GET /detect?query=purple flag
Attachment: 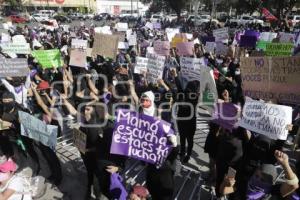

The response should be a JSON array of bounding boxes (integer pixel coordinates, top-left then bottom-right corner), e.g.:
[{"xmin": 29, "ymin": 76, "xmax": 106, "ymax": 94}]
[
  {"xmin": 240, "ymin": 35, "xmax": 257, "ymax": 48},
  {"xmin": 212, "ymin": 103, "xmax": 239, "ymax": 131},
  {"xmin": 110, "ymin": 109, "xmax": 174, "ymax": 166}
]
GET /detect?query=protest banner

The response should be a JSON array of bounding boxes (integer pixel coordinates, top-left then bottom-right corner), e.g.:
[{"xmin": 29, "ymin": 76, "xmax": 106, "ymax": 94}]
[
  {"xmin": 153, "ymin": 41, "xmax": 170, "ymax": 56},
  {"xmin": 134, "ymin": 57, "xmax": 148, "ymax": 74},
  {"xmin": 240, "ymin": 35, "xmax": 257, "ymax": 48},
  {"xmin": 110, "ymin": 109, "xmax": 174, "ymax": 166},
  {"xmin": 205, "ymin": 42, "xmax": 216, "ymax": 53},
  {"xmin": 116, "ymin": 23, "xmax": 128, "ymax": 32},
  {"xmin": 0, "ymin": 58, "xmax": 28, "ymax": 77},
  {"xmin": 73, "ymin": 128, "xmax": 87, "ymax": 154},
  {"xmin": 176, "ymin": 42, "xmax": 194, "ymax": 56},
  {"xmin": 180, "ymin": 57, "xmax": 204, "ymax": 81},
  {"xmin": 259, "ymin": 32, "xmax": 278, "ymax": 42},
  {"xmin": 213, "ymin": 27, "xmax": 229, "ymax": 42},
  {"xmin": 71, "ymin": 39, "xmax": 88, "ymax": 49},
  {"xmin": 212, "ymin": 103, "xmax": 239, "ymax": 131},
  {"xmin": 265, "ymin": 43, "xmax": 294, "ymax": 56},
  {"xmin": 279, "ymin": 32, "xmax": 295, "ymax": 43},
  {"xmin": 32, "ymin": 49, "xmax": 63, "ymax": 69},
  {"xmin": 215, "ymin": 42, "xmax": 229, "ymax": 56},
  {"xmin": 69, "ymin": 49, "xmax": 87, "ymax": 68},
  {"xmin": 171, "ymin": 33, "xmax": 187, "ymax": 47},
  {"xmin": 0, "ymin": 43, "xmax": 31, "ymax": 54},
  {"xmin": 256, "ymin": 41, "xmax": 271, "ymax": 51},
  {"xmin": 238, "ymin": 97, "xmax": 292, "ymax": 140},
  {"xmin": 19, "ymin": 111, "xmax": 58, "ymax": 150},
  {"xmin": 92, "ymin": 33, "xmax": 119, "ymax": 60},
  {"xmin": 240, "ymin": 56, "xmax": 300, "ymax": 104},
  {"xmin": 146, "ymin": 53, "xmax": 165, "ymax": 83}
]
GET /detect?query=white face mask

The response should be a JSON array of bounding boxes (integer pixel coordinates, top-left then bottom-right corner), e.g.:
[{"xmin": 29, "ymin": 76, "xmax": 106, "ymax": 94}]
[
  {"xmin": 235, "ymin": 69, "xmax": 241, "ymax": 75},
  {"xmin": 0, "ymin": 172, "xmax": 10, "ymax": 182},
  {"xmin": 113, "ymin": 80, "xmax": 118, "ymax": 86}
]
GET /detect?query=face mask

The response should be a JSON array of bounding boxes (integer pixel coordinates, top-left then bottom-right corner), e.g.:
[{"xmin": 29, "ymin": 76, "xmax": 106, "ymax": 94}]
[
  {"xmin": 223, "ymin": 67, "xmax": 228, "ymax": 73},
  {"xmin": 235, "ymin": 69, "xmax": 241, "ymax": 75},
  {"xmin": 3, "ymin": 102, "xmax": 15, "ymax": 112},
  {"xmin": 216, "ymin": 59, "xmax": 223, "ymax": 64},
  {"xmin": 113, "ymin": 80, "xmax": 118, "ymax": 86},
  {"xmin": 0, "ymin": 172, "xmax": 10, "ymax": 182}
]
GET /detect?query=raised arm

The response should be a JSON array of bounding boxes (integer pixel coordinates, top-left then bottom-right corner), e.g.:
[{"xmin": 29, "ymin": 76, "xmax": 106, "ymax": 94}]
[{"xmin": 0, "ymin": 78, "xmax": 14, "ymax": 93}]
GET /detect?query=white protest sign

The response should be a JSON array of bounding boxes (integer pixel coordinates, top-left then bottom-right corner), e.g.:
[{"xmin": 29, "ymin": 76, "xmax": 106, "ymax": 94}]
[
  {"xmin": 118, "ymin": 42, "xmax": 129, "ymax": 49},
  {"xmin": 146, "ymin": 53, "xmax": 165, "ymax": 83},
  {"xmin": 116, "ymin": 23, "xmax": 128, "ymax": 32},
  {"xmin": 279, "ymin": 32, "xmax": 295, "ymax": 43},
  {"xmin": 19, "ymin": 111, "xmax": 58, "ymax": 150},
  {"xmin": 186, "ymin": 33, "xmax": 193, "ymax": 40},
  {"xmin": 205, "ymin": 42, "xmax": 216, "ymax": 53},
  {"xmin": 128, "ymin": 33, "xmax": 137, "ymax": 46},
  {"xmin": 12, "ymin": 35, "xmax": 27, "ymax": 44},
  {"xmin": 166, "ymin": 28, "xmax": 180, "ymax": 41},
  {"xmin": 0, "ymin": 58, "xmax": 28, "ymax": 77},
  {"xmin": 1, "ymin": 33, "xmax": 10, "ymax": 43},
  {"xmin": 213, "ymin": 27, "xmax": 229, "ymax": 42},
  {"xmin": 0, "ymin": 43, "xmax": 31, "ymax": 54},
  {"xmin": 145, "ymin": 22, "xmax": 154, "ymax": 30},
  {"xmin": 180, "ymin": 57, "xmax": 204, "ymax": 81},
  {"xmin": 71, "ymin": 39, "xmax": 88, "ymax": 49},
  {"xmin": 94, "ymin": 26, "xmax": 112, "ymax": 35},
  {"xmin": 238, "ymin": 97, "xmax": 292, "ymax": 140},
  {"xmin": 147, "ymin": 47, "xmax": 155, "ymax": 54},
  {"xmin": 215, "ymin": 42, "xmax": 229, "ymax": 56},
  {"xmin": 259, "ymin": 32, "xmax": 278, "ymax": 42},
  {"xmin": 134, "ymin": 57, "xmax": 148, "ymax": 74}
]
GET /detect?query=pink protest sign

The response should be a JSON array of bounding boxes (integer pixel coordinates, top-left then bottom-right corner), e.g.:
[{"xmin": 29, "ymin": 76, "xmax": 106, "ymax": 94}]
[
  {"xmin": 153, "ymin": 41, "xmax": 170, "ymax": 56},
  {"xmin": 176, "ymin": 42, "xmax": 194, "ymax": 56}
]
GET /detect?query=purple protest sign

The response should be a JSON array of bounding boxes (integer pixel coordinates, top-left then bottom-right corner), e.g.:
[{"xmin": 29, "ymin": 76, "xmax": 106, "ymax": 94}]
[
  {"xmin": 212, "ymin": 103, "xmax": 239, "ymax": 131},
  {"xmin": 153, "ymin": 22, "xmax": 161, "ymax": 29},
  {"xmin": 154, "ymin": 41, "xmax": 170, "ymax": 56},
  {"xmin": 110, "ymin": 109, "xmax": 174, "ymax": 166},
  {"xmin": 244, "ymin": 30, "xmax": 260, "ymax": 40},
  {"xmin": 240, "ymin": 35, "xmax": 257, "ymax": 48},
  {"xmin": 201, "ymin": 36, "xmax": 215, "ymax": 45},
  {"xmin": 176, "ymin": 42, "xmax": 194, "ymax": 56}
]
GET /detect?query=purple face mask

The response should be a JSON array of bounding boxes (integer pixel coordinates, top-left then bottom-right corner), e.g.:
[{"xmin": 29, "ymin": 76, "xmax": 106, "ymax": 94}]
[{"xmin": 246, "ymin": 175, "xmax": 273, "ymax": 200}]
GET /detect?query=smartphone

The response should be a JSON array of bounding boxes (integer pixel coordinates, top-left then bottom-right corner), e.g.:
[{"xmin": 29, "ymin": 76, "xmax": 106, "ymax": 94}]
[{"xmin": 227, "ymin": 167, "xmax": 236, "ymax": 178}]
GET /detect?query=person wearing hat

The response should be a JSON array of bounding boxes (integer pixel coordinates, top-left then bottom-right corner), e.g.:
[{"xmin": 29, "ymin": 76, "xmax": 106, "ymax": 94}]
[
  {"xmin": 219, "ymin": 150, "xmax": 299, "ymax": 199},
  {"xmin": 0, "ymin": 159, "xmax": 32, "ymax": 200}
]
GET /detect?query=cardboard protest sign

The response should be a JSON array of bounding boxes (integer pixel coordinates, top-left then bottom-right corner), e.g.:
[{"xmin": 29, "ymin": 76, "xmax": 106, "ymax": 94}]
[
  {"xmin": 171, "ymin": 33, "xmax": 187, "ymax": 47},
  {"xmin": 176, "ymin": 42, "xmax": 194, "ymax": 56},
  {"xmin": 153, "ymin": 41, "xmax": 170, "ymax": 56},
  {"xmin": 238, "ymin": 97, "xmax": 292, "ymax": 140},
  {"xmin": 240, "ymin": 56, "xmax": 300, "ymax": 104},
  {"xmin": 180, "ymin": 57, "xmax": 204, "ymax": 81},
  {"xmin": 116, "ymin": 23, "xmax": 128, "ymax": 32},
  {"xmin": 69, "ymin": 49, "xmax": 87, "ymax": 67},
  {"xmin": 32, "ymin": 49, "xmax": 63, "ymax": 69},
  {"xmin": 73, "ymin": 128, "xmax": 87, "ymax": 154},
  {"xmin": 86, "ymin": 48, "xmax": 93, "ymax": 57},
  {"xmin": 110, "ymin": 109, "xmax": 174, "ymax": 166},
  {"xmin": 146, "ymin": 53, "xmax": 165, "ymax": 83},
  {"xmin": 205, "ymin": 42, "xmax": 216, "ymax": 53},
  {"xmin": 240, "ymin": 35, "xmax": 257, "ymax": 48},
  {"xmin": 134, "ymin": 57, "xmax": 148, "ymax": 74},
  {"xmin": 215, "ymin": 42, "xmax": 229, "ymax": 56},
  {"xmin": 265, "ymin": 43, "xmax": 293, "ymax": 56},
  {"xmin": 0, "ymin": 58, "xmax": 28, "ymax": 77},
  {"xmin": 259, "ymin": 32, "xmax": 278, "ymax": 42},
  {"xmin": 212, "ymin": 103, "xmax": 239, "ymax": 131},
  {"xmin": 19, "ymin": 111, "xmax": 58, "ymax": 150},
  {"xmin": 213, "ymin": 27, "xmax": 229, "ymax": 42},
  {"xmin": 92, "ymin": 33, "xmax": 119, "ymax": 60},
  {"xmin": 0, "ymin": 43, "xmax": 31, "ymax": 54},
  {"xmin": 71, "ymin": 39, "xmax": 88, "ymax": 49}
]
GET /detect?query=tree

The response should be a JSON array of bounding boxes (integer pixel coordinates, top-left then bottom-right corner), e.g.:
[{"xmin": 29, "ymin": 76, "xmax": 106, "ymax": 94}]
[
  {"xmin": 165, "ymin": 0, "xmax": 187, "ymax": 17},
  {"xmin": 140, "ymin": 0, "xmax": 188, "ymax": 17}
]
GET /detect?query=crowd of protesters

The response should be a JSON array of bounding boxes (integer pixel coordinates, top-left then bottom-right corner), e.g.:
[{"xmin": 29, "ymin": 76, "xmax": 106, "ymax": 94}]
[{"xmin": 0, "ymin": 15, "xmax": 299, "ymax": 200}]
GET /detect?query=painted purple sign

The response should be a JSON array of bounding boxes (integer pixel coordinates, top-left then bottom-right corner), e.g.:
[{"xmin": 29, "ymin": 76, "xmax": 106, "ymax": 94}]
[
  {"xmin": 110, "ymin": 109, "xmax": 174, "ymax": 166},
  {"xmin": 212, "ymin": 103, "xmax": 239, "ymax": 131},
  {"xmin": 201, "ymin": 36, "xmax": 215, "ymax": 45},
  {"xmin": 240, "ymin": 35, "xmax": 257, "ymax": 48}
]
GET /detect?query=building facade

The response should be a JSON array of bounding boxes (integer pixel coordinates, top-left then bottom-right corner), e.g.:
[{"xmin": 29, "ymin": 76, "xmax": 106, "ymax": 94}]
[{"xmin": 96, "ymin": 0, "xmax": 149, "ymax": 15}]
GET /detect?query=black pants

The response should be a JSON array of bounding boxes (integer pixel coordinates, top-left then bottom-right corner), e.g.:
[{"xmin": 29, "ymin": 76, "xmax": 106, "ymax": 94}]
[
  {"xmin": 81, "ymin": 152, "xmax": 97, "ymax": 197},
  {"xmin": 177, "ymin": 121, "xmax": 196, "ymax": 156}
]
